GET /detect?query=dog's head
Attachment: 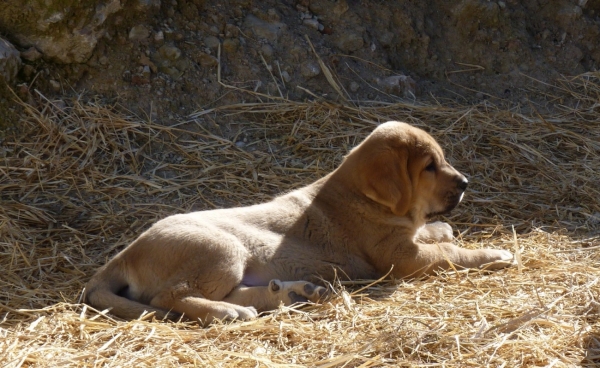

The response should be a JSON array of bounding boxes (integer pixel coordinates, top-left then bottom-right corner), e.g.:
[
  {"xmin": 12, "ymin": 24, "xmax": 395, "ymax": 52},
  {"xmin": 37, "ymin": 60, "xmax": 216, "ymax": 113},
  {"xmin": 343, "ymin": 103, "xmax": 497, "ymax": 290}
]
[{"xmin": 343, "ymin": 121, "xmax": 468, "ymax": 221}]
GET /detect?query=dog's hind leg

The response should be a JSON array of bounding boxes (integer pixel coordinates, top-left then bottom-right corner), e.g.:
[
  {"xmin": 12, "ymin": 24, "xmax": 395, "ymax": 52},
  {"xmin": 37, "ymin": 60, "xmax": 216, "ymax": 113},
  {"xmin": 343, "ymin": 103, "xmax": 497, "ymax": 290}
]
[
  {"xmin": 149, "ymin": 290, "xmax": 258, "ymax": 325},
  {"xmin": 223, "ymin": 279, "xmax": 328, "ymax": 312}
]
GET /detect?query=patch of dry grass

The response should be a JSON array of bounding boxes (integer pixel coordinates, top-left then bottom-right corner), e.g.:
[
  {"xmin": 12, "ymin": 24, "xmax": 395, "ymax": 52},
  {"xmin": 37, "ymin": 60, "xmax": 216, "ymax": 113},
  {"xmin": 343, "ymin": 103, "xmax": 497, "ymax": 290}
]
[{"xmin": 1, "ymin": 74, "xmax": 599, "ymax": 367}]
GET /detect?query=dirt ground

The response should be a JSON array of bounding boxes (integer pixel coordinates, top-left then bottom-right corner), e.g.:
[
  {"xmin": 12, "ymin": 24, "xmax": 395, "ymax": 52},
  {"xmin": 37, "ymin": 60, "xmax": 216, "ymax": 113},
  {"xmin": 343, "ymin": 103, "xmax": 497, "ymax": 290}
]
[{"xmin": 3, "ymin": 0, "xmax": 600, "ymax": 131}]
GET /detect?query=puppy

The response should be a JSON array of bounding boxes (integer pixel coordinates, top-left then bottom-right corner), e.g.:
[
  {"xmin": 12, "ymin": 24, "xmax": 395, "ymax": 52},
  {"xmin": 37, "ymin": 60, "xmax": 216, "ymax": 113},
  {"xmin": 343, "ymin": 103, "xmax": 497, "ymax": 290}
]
[{"xmin": 84, "ymin": 121, "xmax": 513, "ymax": 324}]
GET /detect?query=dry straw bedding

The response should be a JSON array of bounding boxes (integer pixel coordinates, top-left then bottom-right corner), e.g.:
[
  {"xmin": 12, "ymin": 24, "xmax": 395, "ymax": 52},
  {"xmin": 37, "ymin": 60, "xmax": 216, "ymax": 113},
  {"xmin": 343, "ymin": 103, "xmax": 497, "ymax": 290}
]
[{"xmin": 1, "ymin": 74, "xmax": 599, "ymax": 367}]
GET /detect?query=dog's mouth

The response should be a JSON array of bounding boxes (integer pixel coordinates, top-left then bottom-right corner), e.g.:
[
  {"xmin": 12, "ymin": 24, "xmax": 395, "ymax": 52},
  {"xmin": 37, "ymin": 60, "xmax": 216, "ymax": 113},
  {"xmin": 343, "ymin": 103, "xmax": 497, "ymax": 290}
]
[
  {"xmin": 426, "ymin": 209, "xmax": 451, "ymax": 220},
  {"xmin": 426, "ymin": 192, "xmax": 463, "ymax": 219}
]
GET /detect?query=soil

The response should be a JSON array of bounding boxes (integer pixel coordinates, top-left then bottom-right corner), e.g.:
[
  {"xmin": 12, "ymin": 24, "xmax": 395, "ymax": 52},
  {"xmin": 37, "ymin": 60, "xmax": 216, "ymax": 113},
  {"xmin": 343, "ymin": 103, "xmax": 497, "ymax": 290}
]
[{"xmin": 4, "ymin": 0, "xmax": 600, "ymax": 131}]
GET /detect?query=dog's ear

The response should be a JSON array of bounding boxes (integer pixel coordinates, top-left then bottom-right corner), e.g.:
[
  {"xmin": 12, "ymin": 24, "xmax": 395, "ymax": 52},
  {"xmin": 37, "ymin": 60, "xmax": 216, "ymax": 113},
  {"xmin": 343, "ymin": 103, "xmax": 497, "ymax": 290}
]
[{"xmin": 358, "ymin": 148, "xmax": 412, "ymax": 216}]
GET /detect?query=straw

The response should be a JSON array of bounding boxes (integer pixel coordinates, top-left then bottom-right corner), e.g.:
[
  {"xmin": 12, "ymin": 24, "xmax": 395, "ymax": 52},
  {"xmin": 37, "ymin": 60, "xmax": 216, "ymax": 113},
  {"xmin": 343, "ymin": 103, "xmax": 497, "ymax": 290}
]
[{"xmin": 1, "ymin": 74, "xmax": 599, "ymax": 367}]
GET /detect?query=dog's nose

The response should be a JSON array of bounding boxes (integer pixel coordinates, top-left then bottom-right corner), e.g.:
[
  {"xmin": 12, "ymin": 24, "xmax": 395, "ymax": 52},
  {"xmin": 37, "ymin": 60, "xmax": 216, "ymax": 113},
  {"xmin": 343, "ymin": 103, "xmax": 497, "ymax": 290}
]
[{"xmin": 457, "ymin": 177, "xmax": 468, "ymax": 191}]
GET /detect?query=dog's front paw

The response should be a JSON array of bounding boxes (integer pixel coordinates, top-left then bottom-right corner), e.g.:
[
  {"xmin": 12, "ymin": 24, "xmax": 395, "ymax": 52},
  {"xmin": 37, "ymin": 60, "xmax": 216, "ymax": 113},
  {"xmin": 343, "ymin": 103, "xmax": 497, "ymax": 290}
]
[
  {"xmin": 478, "ymin": 249, "xmax": 515, "ymax": 270},
  {"xmin": 268, "ymin": 279, "xmax": 329, "ymax": 305},
  {"xmin": 415, "ymin": 221, "xmax": 454, "ymax": 243}
]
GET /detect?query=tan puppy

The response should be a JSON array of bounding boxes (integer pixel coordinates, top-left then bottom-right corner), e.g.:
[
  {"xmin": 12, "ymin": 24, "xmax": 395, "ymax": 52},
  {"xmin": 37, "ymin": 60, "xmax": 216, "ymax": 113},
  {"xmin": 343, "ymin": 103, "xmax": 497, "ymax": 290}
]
[{"xmin": 85, "ymin": 121, "xmax": 513, "ymax": 324}]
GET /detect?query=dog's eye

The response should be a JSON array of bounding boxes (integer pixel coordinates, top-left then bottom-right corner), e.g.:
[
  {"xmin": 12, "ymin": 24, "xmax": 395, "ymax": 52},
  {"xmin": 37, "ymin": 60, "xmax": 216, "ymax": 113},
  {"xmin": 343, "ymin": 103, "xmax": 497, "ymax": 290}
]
[{"xmin": 425, "ymin": 162, "xmax": 436, "ymax": 172}]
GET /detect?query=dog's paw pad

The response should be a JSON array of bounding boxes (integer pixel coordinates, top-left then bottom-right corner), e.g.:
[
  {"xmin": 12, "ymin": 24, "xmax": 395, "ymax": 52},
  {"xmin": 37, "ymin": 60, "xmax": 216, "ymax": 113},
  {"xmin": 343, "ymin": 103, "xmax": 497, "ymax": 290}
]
[
  {"xmin": 288, "ymin": 291, "xmax": 309, "ymax": 304},
  {"xmin": 269, "ymin": 279, "xmax": 282, "ymax": 293},
  {"xmin": 304, "ymin": 283, "xmax": 328, "ymax": 300},
  {"xmin": 268, "ymin": 280, "xmax": 329, "ymax": 305}
]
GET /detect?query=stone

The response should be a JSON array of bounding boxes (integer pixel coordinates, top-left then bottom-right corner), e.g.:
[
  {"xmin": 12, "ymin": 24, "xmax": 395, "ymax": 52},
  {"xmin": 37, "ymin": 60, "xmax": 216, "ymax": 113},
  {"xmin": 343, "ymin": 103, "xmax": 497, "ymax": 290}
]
[
  {"xmin": 49, "ymin": 79, "xmax": 61, "ymax": 91},
  {"xmin": 158, "ymin": 45, "xmax": 182, "ymax": 60},
  {"xmin": 139, "ymin": 54, "xmax": 158, "ymax": 73},
  {"xmin": 303, "ymin": 18, "xmax": 320, "ymax": 30},
  {"xmin": 0, "ymin": 38, "xmax": 21, "ymax": 84},
  {"xmin": 152, "ymin": 44, "xmax": 190, "ymax": 79},
  {"xmin": 20, "ymin": 47, "xmax": 42, "ymax": 62},
  {"xmin": 280, "ymin": 70, "xmax": 291, "ymax": 83},
  {"xmin": 204, "ymin": 36, "xmax": 221, "ymax": 50},
  {"xmin": 129, "ymin": 25, "xmax": 151, "ymax": 41},
  {"xmin": 196, "ymin": 53, "xmax": 218, "ymax": 68},
  {"xmin": 243, "ymin": 14, "xmax": 287, "ymax": 43},
  {"xmin": 309, "ymin": 0, "xmax": 349, "ymax": 22},
  {"xmin": 260, "ymin": 44, "xmax": 274, "ymax": 61},
  {"xmin": 222, "ymin": 38, "xmax": 240, "ymax": 54},
  {"xmin": 300, "ymin": 60, "xmax": 320, "ymax": 78},
  {"xmin": 378, "ymin": 31, "xmax": 395, "ymax": 48},
  {"xmin": 154, "ymin": 31, "xmax": 165, "ymax": 44},
  {"xmin": 22, "ymin": 64, "xmax": 35, "ymax": 79},
  {"xmin": 131, "ymin": 73, "xmax": 150, "ymax": 85},
  {"xmin": 0, "ymin": 0, "xmax": 123, "ymax": 63},
  {"xmin": 333, "ymin": 32, "xmax": 364, "ymax": 52},
  {"xmin": 224, "ymin": 24, "xmax": 239, "ymax": 38},
  {"xmin": 16, "ymin": 83, "xmax": 29, "ymax": 100}
]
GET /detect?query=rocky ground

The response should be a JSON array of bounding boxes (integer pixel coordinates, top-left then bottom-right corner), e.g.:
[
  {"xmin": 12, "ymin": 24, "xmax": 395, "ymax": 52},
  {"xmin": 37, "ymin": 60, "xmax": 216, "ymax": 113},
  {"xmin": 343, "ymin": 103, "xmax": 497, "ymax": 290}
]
[{"xmin": 1, "ymin": 0, "xmax": 599, "ymax": 132}]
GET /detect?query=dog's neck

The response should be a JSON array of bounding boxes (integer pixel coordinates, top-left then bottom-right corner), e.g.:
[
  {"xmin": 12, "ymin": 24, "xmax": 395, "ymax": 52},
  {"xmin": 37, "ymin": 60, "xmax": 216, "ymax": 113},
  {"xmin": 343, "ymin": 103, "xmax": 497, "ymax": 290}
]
[{"xmin": 306, "ymin": 171, "xmax": 422, "ymax": 236}]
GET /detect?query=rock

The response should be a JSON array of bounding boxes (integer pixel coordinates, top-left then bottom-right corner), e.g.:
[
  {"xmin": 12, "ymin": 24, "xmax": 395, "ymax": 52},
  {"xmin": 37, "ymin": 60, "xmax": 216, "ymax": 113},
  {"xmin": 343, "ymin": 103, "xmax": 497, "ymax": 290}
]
[
  {"xmin": 49, "ymin": 79, "xmax": 61, "ymax": 91},
  {"xmin": 22, "ymin": 64, "xmax": 35, "ymax": 79},
  {"xmin": 280, "ymin": 70, "xmax": 291, "ymax": 83},
  {"xmin": 209, "ymin": 26, "xmax": 220, "ymax": 36},
  {"xmin": 196, "ymin": 53, "xmax": 218, "ymax": 68},
  {"xmin": 309, "ymin": 0, "xmax": 349, "ymax": 22},
  {"xmin": 131, "ymin": 74, "xmax": 149, "ymax": 85},
  {"xmin": 376, "ymin": 75, "xmax": 417, "ymax": 98},
  {"xmin": 131, "ymin": 65, "xmax": 151, "ymax": 85},
  {"xmin": 0, "ymin": 0, "xmax": 123, "ymax": 63},
  {"xmin": 204, "ymin": 36, "xmax": 220, "ymax": 50},
  {"xmin": 225, "ymin": 24, "xmax": 239, "ymax": 38},
  {"xmin": 222, "ymin": 38, "xmax": 240, "ymax": 54},
  {"xmin": 142, "ymin": 65, "xmax": 150, "ymax": 78},
  {"xmin": 378, "ymin": 31, "xmax": 395, "ymax": 48},
  {"xmin": 20, "ymin": 47, "xmax": 42, "ymax": 62},
  {"xmin": 129, "ymin": 25, "xmax": 151, "ymax": 41},
  {"xmin": 16, "ymin": 83, "xmax": 30, "ymax": 100},
  {"xmin": 303, "ymin": 18, "xmax": 320, "ymax": 30},
  {"xmin": 266, "ymin": 8, "xmax": 281, "ymax": 22},
  {"xmin": 154, "ymin": 31, "xmax": 165, "ymax": 44},
  {"xmin": 243, "ymin": 14, "xmax": 287, "ymax": 43},
  {"xmin": 300, "ymin": 60, "xmax": 320, "ymax": 78},
  {"xmin": 139, "ymin": 54, "xmax": 158, "ymax": 73},
  {"xmin": 158, "ymin": 45, "xmax": 182, "ymax": 61},
  {"xmin": 0, "ymin": 38, "xmax": 21, "ymax": 84},
  {"xmin": 122, "ymin": 70, "xmax": 132, "ymax": 82},
  {"xmin": 333, "ymin": 31, "xmax": 364, "ymax": 52},
  {"xmin": 349, "ymin": 81, "xmax": 360, "ymax": 92},
  {"xmin": 260, "ymin": 44, "xmax": 274, "ymax": 61},
  {"xmin": 152, "ymin": 44, "xmax": 191, "ymax": 79}
]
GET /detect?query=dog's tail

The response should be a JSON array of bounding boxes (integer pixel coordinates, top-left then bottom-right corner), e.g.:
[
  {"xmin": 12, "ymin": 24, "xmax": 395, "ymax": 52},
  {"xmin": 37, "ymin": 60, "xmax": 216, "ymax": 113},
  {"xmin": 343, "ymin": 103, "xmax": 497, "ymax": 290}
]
[{"xmin": 83, "ymin": 260, "xmax": 179, "ymax": 321}]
